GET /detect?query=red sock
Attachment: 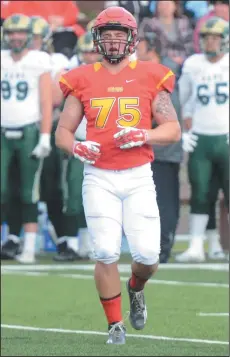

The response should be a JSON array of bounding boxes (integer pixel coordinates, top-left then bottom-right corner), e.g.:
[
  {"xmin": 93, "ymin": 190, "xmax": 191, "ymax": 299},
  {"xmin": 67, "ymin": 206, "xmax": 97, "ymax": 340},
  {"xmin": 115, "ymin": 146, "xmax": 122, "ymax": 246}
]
[
  {"xmin": 100, "ymin": 293, "xmax": 122, "ymax": 325},
  {"xmin": 129, "ymin": 272, "xmax": 148, "ymax": 291}
]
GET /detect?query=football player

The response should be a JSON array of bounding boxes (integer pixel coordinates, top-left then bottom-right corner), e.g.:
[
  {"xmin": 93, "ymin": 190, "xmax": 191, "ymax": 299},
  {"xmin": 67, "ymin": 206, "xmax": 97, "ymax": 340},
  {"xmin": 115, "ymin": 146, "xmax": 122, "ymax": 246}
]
[
  {"xmin": 30, "ymin": 16, "xmax": 72, "ymax": 258},
  {"xmin": 1, "ymin": 16, "xmax": 71, "ymax": 261},
  {"xmin": 1, "ymin": 14, "xmax": 53, "ymax": 263},
  {"xmin": 56, "ymin": 6, "xmax": 181, "ymax": 344},
  {"xmin": 176, "ymin": 17, "xmax": 229, "ymax": 262},
  {"xmin": 54, "ymin": 31, "xmax": 102, "ymax": 261}
]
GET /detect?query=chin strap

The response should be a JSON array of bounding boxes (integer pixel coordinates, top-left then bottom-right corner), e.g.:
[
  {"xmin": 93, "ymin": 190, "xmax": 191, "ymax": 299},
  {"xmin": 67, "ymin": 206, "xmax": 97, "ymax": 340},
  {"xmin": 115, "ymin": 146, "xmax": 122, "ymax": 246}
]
[{"xmin": 105, "ymin": 55, "xmax": 126, "ymax": 64}]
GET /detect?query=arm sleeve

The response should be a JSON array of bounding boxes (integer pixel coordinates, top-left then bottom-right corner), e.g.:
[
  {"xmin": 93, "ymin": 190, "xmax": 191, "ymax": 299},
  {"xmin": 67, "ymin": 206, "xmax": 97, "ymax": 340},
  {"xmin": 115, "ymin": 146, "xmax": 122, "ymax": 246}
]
[
  {"xmin": 59, "ymin": 69, "xmax": 81, "ymax": 99},
  {"xmin": 149, "ymin": 63, "xmax": 175, "ymax": 99},
  {"xmin": 178, "ymin": 59, "xmax": 195, "ymax": 117}
]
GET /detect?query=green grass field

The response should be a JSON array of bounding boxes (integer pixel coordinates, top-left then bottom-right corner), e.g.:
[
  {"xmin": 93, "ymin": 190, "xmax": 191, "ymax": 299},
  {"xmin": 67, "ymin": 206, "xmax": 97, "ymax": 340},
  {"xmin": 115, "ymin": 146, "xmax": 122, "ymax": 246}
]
[{"xmin": 1, "ymin": 251, "xmax": 229, "ymax": 356}]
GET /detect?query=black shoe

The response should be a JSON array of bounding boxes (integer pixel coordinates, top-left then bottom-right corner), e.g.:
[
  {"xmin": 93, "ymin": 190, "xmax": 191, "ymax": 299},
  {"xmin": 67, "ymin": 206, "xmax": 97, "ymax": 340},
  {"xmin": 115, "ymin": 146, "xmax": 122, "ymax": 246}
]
[
  {"xmin": 126, "ymin": 280, "xmax": 147, "ymax": 330},
  {"xmin": 1, "ymin": 239, "xmax": 20, "ymax": 260},
  {"xmin": 53, "ymin": 247, "xmax": 84, "ymax": 262}
]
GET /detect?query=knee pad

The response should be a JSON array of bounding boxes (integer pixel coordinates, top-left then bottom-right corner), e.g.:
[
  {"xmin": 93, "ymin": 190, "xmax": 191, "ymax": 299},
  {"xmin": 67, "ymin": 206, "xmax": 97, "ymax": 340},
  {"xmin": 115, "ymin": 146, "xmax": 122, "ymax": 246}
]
[
  {"xmin": 22, "ymin": 203, "xmax": 38, "ymax": 223},
  {"xmin": 94, "ymin": 247, "xmax": 120, "ymax": 264}
]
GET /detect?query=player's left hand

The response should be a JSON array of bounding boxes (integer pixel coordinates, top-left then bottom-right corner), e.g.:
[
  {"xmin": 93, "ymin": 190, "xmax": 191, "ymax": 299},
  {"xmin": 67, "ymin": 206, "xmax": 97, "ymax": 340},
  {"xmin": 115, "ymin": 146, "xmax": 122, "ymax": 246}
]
[
  {"xmin": 31, "ymin": 133, "xmax": 51, "ymax": 159},
  {"xmin": 114, "ymin": 127, "xmax": 148, "ymax": 149}
]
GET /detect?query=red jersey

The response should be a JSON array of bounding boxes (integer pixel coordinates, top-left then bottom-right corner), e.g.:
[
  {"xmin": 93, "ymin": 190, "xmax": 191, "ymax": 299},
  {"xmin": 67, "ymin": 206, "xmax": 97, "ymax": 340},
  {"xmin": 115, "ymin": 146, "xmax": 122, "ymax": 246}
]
[{"xmin": 59, "ymin": 60, "xmax": 175, "ymax": 170}]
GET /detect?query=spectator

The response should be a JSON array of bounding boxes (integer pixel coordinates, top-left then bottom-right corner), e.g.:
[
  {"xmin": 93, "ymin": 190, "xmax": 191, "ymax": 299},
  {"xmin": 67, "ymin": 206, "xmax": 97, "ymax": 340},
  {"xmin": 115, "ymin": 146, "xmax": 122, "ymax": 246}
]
[
  {"xmin": 136, "ymin": 32, "xmax": 183, "ymax": 263},
  {"xmin": 139, "ymin": 0, "xmax": 194, "ymax": 65},
  {"xmin": 194, "ymin": 0, "xmax": 229, "ymax": 52},
  {"xmin": 105, "ymin": 1, "xmax": 153, "ymax": 24},
  {"xmin": 184, "ymin": 1, "xmax": 210, "ymax": 21},
  {"xmin": 1, "ymin": 1, "xmax": 85, "ymax": 58},
  {"xmin": 149, "ymin": 1, "xmax": 210, "ymax": 28},
  {"xmin": 1, "ymin": 1, "xmax": 80, "ymax": 30}
]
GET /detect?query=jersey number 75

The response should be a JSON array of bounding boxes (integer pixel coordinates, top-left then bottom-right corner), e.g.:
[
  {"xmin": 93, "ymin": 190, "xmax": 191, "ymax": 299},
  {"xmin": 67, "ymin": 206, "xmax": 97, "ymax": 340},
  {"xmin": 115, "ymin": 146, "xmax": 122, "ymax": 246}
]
[{"xmin": 91, "ymin": 97, "xmax": 141, "ymax": 129}]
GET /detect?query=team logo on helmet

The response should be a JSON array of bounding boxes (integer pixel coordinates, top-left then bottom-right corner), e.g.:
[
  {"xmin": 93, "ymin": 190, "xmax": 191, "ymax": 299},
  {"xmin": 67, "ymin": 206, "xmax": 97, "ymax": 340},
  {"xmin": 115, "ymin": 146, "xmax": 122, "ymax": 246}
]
[
  {"xmin": 31, "ymin": 16, "xmax": 51, "ymax": 42},
  {"xmin": 199, "ymin": 16, "xmax": 229, "ymax": 57},
  {"xmin": 31, "ymin": 16, "xmax": 52, "ymax": 51}
]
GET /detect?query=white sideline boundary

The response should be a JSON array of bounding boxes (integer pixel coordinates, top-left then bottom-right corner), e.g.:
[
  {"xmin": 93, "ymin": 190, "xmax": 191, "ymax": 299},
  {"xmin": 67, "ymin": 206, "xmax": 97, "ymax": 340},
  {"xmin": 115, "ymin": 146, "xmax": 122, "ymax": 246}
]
[
  {"xmin": 198, "ymin": 312, "xmax": 229, "ymax": 317},
  {"xmin": 1, "ymin": 270, "xmax": 229, "ymax": 288},
  {"xmin": 1, "ymin": 324, "xmax": 228, "ymax": 346},
  {"xmin": 1, "ymin": 262, "xmax": 229, "ymax": 271}
]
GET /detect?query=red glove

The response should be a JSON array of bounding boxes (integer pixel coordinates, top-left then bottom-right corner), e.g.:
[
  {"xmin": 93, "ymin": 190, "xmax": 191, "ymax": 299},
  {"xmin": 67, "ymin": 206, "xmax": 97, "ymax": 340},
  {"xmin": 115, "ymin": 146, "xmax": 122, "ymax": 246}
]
[
  {"xmin": 73, "ymin": 141, "xmax": 101, "ymax": 164},
  {"xmin": 114, "ymin": 127, "xmax": 148, "ymax": 149}
]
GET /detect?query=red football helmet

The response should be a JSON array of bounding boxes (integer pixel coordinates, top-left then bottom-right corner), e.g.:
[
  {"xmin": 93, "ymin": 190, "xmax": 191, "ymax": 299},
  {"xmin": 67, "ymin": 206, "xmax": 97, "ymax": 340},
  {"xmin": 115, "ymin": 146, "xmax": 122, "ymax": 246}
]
[{"xmin": 91, "ymin": 6, "xmax": 138, "ymax": 64}]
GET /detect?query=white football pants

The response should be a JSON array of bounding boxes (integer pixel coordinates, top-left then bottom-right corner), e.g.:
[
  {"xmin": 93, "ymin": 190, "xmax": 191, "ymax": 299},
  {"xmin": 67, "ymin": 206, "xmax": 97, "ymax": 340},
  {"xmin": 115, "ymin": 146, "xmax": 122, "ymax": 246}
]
[{"xmin": 82, "ymin": 163, "xmax": 160, "ymax": 265}]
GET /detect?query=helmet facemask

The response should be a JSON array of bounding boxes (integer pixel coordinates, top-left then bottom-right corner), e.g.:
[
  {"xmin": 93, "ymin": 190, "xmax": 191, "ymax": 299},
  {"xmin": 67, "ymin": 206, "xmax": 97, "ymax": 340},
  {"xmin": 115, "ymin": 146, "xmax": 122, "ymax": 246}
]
[
  {"xmin": 4, "ymin": 30, "xmax": 32, "ymax": 53},
  {"xmin": 199, "ymin": 17, "xmax": 229, "ymax": 58},
  {"xmin": 200, "ymin": 33, "xmax": 228, "ymax": 58},
  {"xmin": 92, "ymin": 24, "xmax": 137, "ymax": 64}
]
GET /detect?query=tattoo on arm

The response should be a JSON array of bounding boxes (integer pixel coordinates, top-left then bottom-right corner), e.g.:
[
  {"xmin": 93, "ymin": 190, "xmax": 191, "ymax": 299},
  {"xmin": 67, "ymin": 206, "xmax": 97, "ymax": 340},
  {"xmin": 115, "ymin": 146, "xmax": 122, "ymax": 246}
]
[
  {"xmin": 154, "ymin": 90, "xmax": 177, "ymax": 123},
  {"xmin": 156, "ymin": 91, "xmax": 173, "ymax": 118}
]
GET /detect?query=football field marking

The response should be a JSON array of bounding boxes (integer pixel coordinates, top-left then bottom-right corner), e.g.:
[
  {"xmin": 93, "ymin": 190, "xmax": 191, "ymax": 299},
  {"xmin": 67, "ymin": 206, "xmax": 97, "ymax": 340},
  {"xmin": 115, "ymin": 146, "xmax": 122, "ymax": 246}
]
[
  {"xmin": 1, "ymin": 324, "xmax": 228, "ymax": 345},
  {"xmin": 198, "ymin": 312, "xmax": 229, "ymax": 317},
  {"xmin": 1, "ymin": 270, "xmax": 229, "ymax": 288},
  {"xmin": 1, "ymin": 262, "xmax": 229, "ymax": 271}
]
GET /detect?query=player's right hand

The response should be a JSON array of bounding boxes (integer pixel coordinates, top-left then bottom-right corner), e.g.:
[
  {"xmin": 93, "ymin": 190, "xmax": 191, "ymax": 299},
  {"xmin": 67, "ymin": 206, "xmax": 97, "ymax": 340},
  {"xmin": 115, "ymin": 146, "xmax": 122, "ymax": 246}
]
[
  {"xmin": 72, "ymin": 141, "xmax": 101, "ymax": 165},
  {"xmin": 182, "ymin": 132, "xmax": 198, "ymax": 152}
]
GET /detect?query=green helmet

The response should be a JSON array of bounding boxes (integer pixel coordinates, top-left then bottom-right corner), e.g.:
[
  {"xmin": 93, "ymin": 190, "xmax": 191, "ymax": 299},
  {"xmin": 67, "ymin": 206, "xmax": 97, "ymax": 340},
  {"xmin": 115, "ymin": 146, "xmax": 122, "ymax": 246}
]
[
  {"xmin": 86, "ymin": 19, "xmax": 96, "ymax": 32},
  {"xmin": 3, "ymin": 13, "xmax": 33, "ymax": 53},
  {"xmin": 76, "ymin": 31, "xmax": 95, "ymax": 62},
  {"xmin": 199, "ymin": 16, "xmax": 229, "ymax": 57},
  {"xmin": 77, "ymin": 31, "xmax": 94, "ymax": 52},
  {"xmin": 31, "ymin": 16, "xmax": 51, "ymax": 42}
]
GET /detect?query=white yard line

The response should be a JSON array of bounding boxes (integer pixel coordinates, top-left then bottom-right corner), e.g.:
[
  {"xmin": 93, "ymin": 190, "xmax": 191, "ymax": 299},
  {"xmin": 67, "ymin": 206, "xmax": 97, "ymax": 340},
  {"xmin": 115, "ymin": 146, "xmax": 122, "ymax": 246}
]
[
  {"xmin": 1, "ymin": 262, "xmax": 229, "ymax": 272},
  {"xmin": 198, "ymin": 312, "xmax": 229, "ymax": 317},
  {"xmin": 1, "ymin": 270, "xmax": 229, "ymax": 288},
  {"xmin": 1, "ymin": 324, "xmax": 228, "ymax": 345}
]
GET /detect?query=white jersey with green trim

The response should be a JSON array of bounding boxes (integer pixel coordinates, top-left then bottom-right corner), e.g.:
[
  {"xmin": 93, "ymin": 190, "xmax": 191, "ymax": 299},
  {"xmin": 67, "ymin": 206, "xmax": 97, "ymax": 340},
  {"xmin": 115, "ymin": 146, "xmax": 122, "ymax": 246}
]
[
  {"xmin": 179, "ymin": 53, "xmax": 229, "ymax": 135},
  {"xmin": 1, "ymin": 49, "xmax": 52, "ymax": 128}
]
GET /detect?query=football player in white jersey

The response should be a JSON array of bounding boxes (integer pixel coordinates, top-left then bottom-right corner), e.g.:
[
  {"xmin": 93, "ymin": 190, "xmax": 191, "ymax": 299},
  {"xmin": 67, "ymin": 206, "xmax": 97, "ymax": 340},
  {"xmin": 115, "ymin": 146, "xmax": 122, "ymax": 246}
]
[
  {"xmin": 1, "ymin": 14, "xmax": 53, "ymax": 263},
  {"xmin": 30, "ymin": 16, "xmax": 75, "ymax": 259},
  {"xmin": 31, "ymin": 17, "xmax": 94, "ymax": 261},
  {"xmin": 176, "ymin": 17, "xmax": 229, "ymax": 262},
  {"xmin": 1, "ymin": 15, "xmax": 72, "ymax": 262},
  {"xmin": 54, "ymin": 31, "xmax": 102, "ymax": 261}
]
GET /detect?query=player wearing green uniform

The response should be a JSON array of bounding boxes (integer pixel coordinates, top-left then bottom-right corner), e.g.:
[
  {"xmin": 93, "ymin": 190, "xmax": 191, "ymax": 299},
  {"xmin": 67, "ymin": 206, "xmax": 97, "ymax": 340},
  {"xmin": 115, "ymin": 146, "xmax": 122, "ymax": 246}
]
[
  {"xmin": 1, "ymin": 14, "xmax": 53, "ymax": 263},
  {"xmin": 177, "ymin": 17, "xmax": 229, "ymax": 262}
]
